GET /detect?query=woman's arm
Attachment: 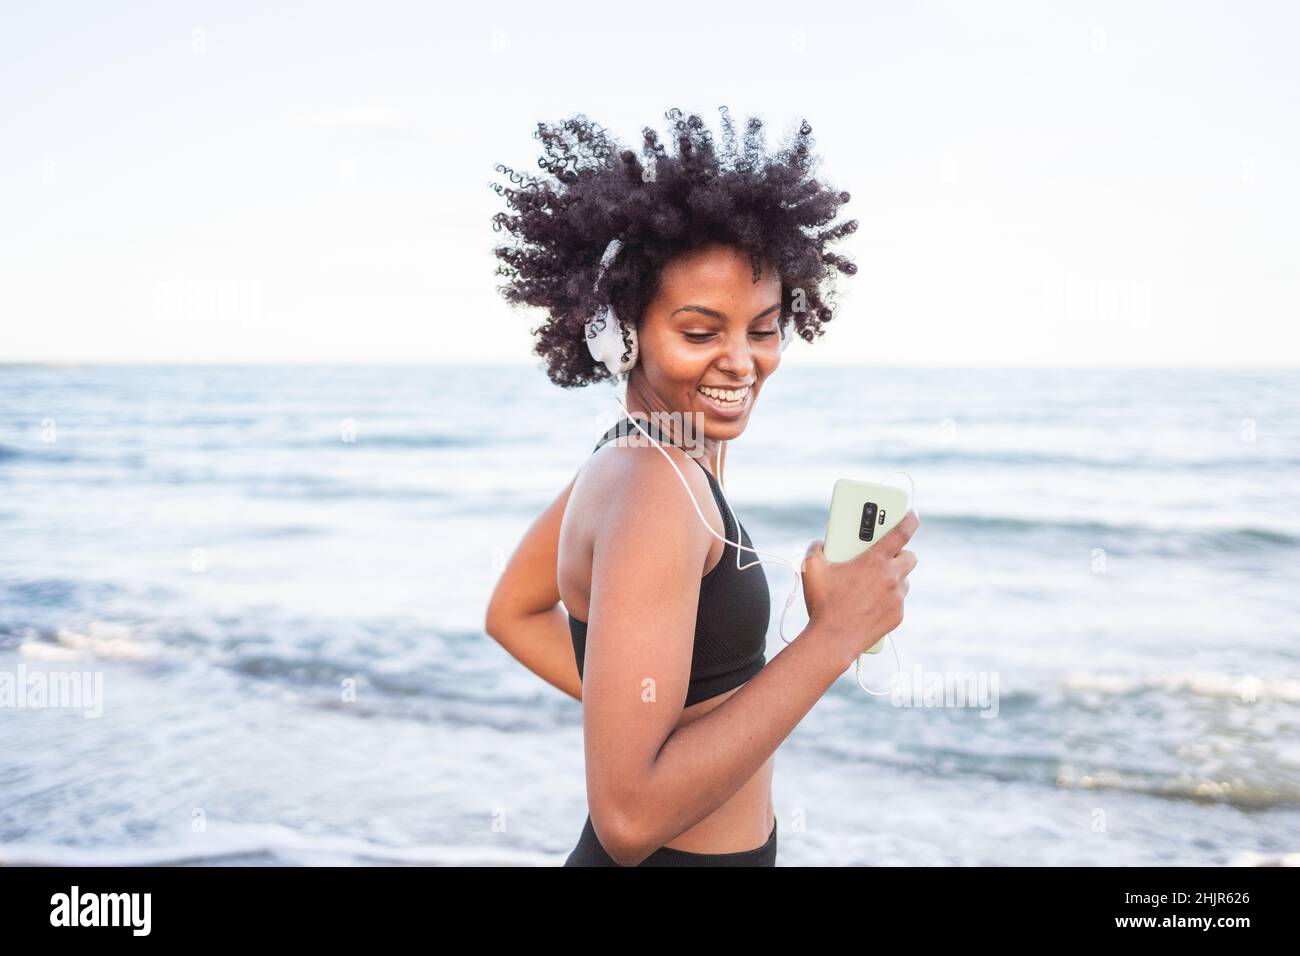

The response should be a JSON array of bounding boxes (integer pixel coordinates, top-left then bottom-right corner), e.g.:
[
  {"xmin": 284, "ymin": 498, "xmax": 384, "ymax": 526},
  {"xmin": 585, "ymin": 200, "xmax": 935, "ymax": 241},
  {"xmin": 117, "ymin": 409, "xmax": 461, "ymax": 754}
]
[
  {"xmin": 483, "ymin": 473, "xmax": 584, "ymax": 701},
  {"xmin": 579, "ymin": 444, "xmax": 855, "ymax": 867}
]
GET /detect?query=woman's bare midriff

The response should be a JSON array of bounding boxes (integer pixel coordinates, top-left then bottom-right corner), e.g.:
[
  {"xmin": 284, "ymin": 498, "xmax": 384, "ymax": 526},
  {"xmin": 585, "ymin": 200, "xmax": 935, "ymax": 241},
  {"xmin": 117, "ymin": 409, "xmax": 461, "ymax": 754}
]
[
  {"xmin": 559, "ymin": 445, "xmax": 776, "ymax": 856},
  {"xmin": 658, "ymin": 684, "xmax": 776, "ymax": 854}
]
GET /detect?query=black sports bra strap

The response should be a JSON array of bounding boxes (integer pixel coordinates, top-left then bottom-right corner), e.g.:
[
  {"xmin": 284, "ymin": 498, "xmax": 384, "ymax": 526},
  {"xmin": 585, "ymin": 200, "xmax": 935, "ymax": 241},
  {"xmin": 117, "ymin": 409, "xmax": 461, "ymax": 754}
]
[{"xmin": 593, "ymin": 415, "xmax": 700, "ymax": 461}]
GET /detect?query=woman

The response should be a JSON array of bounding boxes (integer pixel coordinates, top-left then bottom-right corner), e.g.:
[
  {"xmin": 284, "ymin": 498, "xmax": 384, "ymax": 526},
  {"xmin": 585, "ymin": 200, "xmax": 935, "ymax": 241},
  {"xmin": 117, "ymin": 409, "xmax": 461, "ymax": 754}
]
[{"xmin": 484, "ymin": 108, "xmax": 919, "ymax": 866}]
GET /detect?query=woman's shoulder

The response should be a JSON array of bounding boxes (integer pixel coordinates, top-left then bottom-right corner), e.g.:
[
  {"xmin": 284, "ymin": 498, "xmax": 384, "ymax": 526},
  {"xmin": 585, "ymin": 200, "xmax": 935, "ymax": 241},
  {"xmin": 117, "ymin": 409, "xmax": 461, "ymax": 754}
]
[
  {"xmin": 585, "ymin": 433, "xmax": 715, "ymax": 505},
  {"xmin": 576, "ymin": 438, "xmax": 722, "ymax": 587},
  {"xmin": 570, "ymin": 436, "xmax": 719, "ymax": 549}
]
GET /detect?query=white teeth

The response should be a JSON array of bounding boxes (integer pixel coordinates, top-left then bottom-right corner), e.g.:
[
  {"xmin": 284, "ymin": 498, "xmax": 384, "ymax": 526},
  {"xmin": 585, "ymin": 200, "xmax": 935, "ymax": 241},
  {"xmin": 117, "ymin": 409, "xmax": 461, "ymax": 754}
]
[{"xmin": 698, "ymin": 385, "xmax": 750, "ymax": 404}]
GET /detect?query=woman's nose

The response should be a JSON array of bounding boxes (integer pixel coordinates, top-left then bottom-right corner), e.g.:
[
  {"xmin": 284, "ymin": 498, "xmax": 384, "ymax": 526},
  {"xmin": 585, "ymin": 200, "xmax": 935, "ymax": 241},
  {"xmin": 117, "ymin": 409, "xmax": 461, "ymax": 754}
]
[{"xmin": 717, "ymin": 332, "xmax": 755, "ymax": 377}]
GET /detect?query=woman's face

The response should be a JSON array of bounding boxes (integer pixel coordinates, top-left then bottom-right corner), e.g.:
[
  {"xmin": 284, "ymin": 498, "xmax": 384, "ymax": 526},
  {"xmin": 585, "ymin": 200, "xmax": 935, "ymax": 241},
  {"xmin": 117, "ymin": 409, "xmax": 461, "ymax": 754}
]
[{"xmin": 630, "ymin": 242, "xmax": 784, "ymax": 441}]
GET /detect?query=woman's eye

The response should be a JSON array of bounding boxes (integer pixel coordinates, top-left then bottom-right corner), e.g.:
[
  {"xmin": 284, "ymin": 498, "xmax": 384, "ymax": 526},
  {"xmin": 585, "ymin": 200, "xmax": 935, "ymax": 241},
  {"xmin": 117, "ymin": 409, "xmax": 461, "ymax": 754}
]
[{"xmin": 683, "ymin": 330, "xmax": 777, "ymax": 343}]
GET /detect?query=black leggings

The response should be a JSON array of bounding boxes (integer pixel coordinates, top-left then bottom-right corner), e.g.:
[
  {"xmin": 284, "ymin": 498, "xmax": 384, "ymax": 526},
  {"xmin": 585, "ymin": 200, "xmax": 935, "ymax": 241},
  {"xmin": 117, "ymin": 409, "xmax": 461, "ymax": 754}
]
[{"xmin": 564, "ymin": 814, "xmax": 777, "ymax": 866}]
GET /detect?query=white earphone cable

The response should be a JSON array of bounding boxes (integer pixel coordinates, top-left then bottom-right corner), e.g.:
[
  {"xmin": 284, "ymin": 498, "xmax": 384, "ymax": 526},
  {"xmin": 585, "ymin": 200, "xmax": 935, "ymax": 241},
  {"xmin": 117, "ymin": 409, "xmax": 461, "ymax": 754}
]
[{"xmin": 609, "ymin": 394, "xmax": 916, "ymax": 695}]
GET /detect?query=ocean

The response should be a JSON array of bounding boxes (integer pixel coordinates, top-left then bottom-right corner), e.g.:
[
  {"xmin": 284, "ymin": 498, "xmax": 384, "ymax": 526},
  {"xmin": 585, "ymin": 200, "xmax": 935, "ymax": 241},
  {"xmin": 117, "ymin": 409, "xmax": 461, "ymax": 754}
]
[{"xmin": 1, "ymin": 363, "xmax": 1297, "ymax": 865}]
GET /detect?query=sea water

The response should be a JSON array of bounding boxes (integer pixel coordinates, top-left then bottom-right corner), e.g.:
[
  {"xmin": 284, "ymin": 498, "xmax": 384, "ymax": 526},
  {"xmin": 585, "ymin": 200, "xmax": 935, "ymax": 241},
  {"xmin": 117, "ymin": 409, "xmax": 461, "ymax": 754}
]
[{"xmin": 1, "ymin": 363, "xmax": 1296, "ymax": 865}]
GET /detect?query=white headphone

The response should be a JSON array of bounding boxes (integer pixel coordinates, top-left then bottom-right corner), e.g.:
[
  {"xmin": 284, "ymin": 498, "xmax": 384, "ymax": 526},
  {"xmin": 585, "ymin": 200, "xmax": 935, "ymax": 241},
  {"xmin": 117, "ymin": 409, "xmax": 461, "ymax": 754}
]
[
  {"xmin": 581, "ymin": 237, "xmax": 911, "ymax": 695},
  {"xmin": 584, "ymin": 238, "xmax": 793, "ymax": 378}
]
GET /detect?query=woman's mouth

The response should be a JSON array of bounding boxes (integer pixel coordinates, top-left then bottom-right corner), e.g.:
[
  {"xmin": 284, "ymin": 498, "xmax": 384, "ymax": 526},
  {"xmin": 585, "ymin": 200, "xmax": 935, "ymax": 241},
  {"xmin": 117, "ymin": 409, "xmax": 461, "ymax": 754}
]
[{"xmin": 696, "ymin": 384, "xmax": 752, "ymax": 416}]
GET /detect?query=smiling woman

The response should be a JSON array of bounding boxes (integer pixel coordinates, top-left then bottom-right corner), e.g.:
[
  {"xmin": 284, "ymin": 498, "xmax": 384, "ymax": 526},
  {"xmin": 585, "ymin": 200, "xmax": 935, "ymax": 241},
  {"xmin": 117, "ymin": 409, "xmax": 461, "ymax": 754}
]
[
  {"xmin": 484, "ymin": 107, "xmax": 917, "ymax": 867},
  {"xmin": 487, "ymin": 106, "xmax": 858, "ymax": 389},
  {"xmin": 623, "ymin": 241, "xmax": 783, "ymax": 435}
]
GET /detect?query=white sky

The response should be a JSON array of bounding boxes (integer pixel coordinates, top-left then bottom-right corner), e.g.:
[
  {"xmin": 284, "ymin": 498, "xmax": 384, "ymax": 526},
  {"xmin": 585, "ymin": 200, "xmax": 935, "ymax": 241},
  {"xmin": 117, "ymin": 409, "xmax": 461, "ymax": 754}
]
[{"xmin": 1, "ymin": 0, "xmax": 1297, "ymax": 366}]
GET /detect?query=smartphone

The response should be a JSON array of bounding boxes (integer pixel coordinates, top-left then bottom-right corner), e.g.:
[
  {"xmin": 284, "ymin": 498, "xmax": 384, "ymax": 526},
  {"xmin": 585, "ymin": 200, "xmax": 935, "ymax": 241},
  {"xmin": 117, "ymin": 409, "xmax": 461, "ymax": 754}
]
[{"xmin": 824, "ymin": 478, "xmax": 911, "ymax": 654}]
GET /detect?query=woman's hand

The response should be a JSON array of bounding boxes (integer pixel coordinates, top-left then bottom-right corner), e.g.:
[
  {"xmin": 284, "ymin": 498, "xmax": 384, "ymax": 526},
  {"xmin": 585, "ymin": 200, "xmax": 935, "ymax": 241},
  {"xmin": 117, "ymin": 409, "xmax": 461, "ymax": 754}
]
[{"xmin": 799, "ymin": 510, "xmax": 919, "ymax": 666}]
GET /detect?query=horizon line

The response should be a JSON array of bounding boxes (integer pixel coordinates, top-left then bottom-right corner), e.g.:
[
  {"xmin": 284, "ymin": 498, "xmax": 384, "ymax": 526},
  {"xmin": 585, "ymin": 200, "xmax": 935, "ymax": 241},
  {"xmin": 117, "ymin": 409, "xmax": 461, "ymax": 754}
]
[
  {"xmin": 1, "ymin": 360, "xmax": 1298, "ymax": 372},
  {"xmin": 2, "ymin": 361, "xmax": 1300, "ymax": 374}
]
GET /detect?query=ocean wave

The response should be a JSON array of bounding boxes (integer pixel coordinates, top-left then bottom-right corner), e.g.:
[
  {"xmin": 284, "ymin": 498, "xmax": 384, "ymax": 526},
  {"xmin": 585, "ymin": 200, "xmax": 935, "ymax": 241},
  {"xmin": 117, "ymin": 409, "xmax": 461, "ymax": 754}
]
[
  {"xmin": 16, "ymin": 466, "xmax": 449, "ymax": 500},
  {"xmin": 0, "ymin": 821, "xmax": 561, "ymax": 867},
  {"xmin": 45, "ymin": 623, "xmax": 163, "ymax": 662},
  {"xmin": 810, "ymin": 730, "xmax": 1300, "ymax": 811},
  {"xmin": 0, "ymin": 444, "xmax": 80, "ymax": 464},
  {"xmin": 739, "ymin": 503, "xmax": 1300, "ymax": 551},
  {"xmin": 1064, "ymin": 670, "xmax": 1300, "ymax": 704},
  {"xmin": 240, "ymin": 477, "xmax": 448, "ymax": 500},
  {"xmin": 1228, "ymin": 850, "xmax": 1300, "ymax": 866},
  {"xmin": 0, "ymin": 577, "xmax": 123, "ymax": 612},
  {"xmin": 281, "ymin": 432, "xmax": 505, "ymax": 450},
  {"xmin": 0, "ymin": 621, "xmax": 163, "ymax": 663},
  {"xmin": 852, "ymin": 446, "xmax": 1300, "ymax": 472},
  {"xmin": 810, "ymin": 667, "xmax": 1300, "ymax": 810},
  {"xmin": 933, "ymin": 513, "xmax": 1300, "ymax": 552},
  {"xmin": 2, "ymin": 620, "xmax": 561, "ymax": 735},
  {"xmin": 1053, "ymin": 768, "xmax": 1300, "ymax": 810}
]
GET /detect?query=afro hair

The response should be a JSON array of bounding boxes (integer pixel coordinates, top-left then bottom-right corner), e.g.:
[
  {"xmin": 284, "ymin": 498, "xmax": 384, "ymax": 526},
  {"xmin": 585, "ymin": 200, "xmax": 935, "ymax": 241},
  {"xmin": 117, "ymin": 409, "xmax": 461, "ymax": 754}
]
[{"xmin": 489, "ymin": 106, "xmax": 858, "ymax": 388}]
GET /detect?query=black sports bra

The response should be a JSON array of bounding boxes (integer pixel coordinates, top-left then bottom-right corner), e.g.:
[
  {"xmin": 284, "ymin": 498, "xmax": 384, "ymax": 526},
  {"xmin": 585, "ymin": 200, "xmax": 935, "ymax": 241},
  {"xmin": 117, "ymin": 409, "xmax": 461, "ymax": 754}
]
[{"xmin": 567, "ymin": 416, "xmax": 770, "ymax": 706}]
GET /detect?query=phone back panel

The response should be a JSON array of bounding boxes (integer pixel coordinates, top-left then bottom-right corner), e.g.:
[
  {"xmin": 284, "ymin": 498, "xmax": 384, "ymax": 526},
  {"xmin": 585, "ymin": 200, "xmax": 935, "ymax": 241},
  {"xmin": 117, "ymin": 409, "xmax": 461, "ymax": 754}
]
[
  {"xmin": 824, "ymin": 478, "xmax": 910, "ymax": 653},
  {"xmin": 825, "ymin": 478, "xmax": 910, "ymax": 563}
]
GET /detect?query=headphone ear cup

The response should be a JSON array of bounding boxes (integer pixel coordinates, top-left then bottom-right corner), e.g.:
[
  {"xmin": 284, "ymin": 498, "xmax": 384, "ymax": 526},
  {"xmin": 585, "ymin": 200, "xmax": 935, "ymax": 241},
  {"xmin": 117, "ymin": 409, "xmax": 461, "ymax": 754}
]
[{"xmin": 585, "ymin": 307, "xmax": 638, "ymax": 376}]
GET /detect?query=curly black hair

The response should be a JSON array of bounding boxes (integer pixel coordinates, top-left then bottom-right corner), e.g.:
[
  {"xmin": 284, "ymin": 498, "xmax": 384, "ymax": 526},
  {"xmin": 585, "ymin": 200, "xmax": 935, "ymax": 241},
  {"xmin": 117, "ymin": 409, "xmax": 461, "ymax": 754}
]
[{"xmin": 489, "ymin": 106, "xmax": 858, "ymax": 388}]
